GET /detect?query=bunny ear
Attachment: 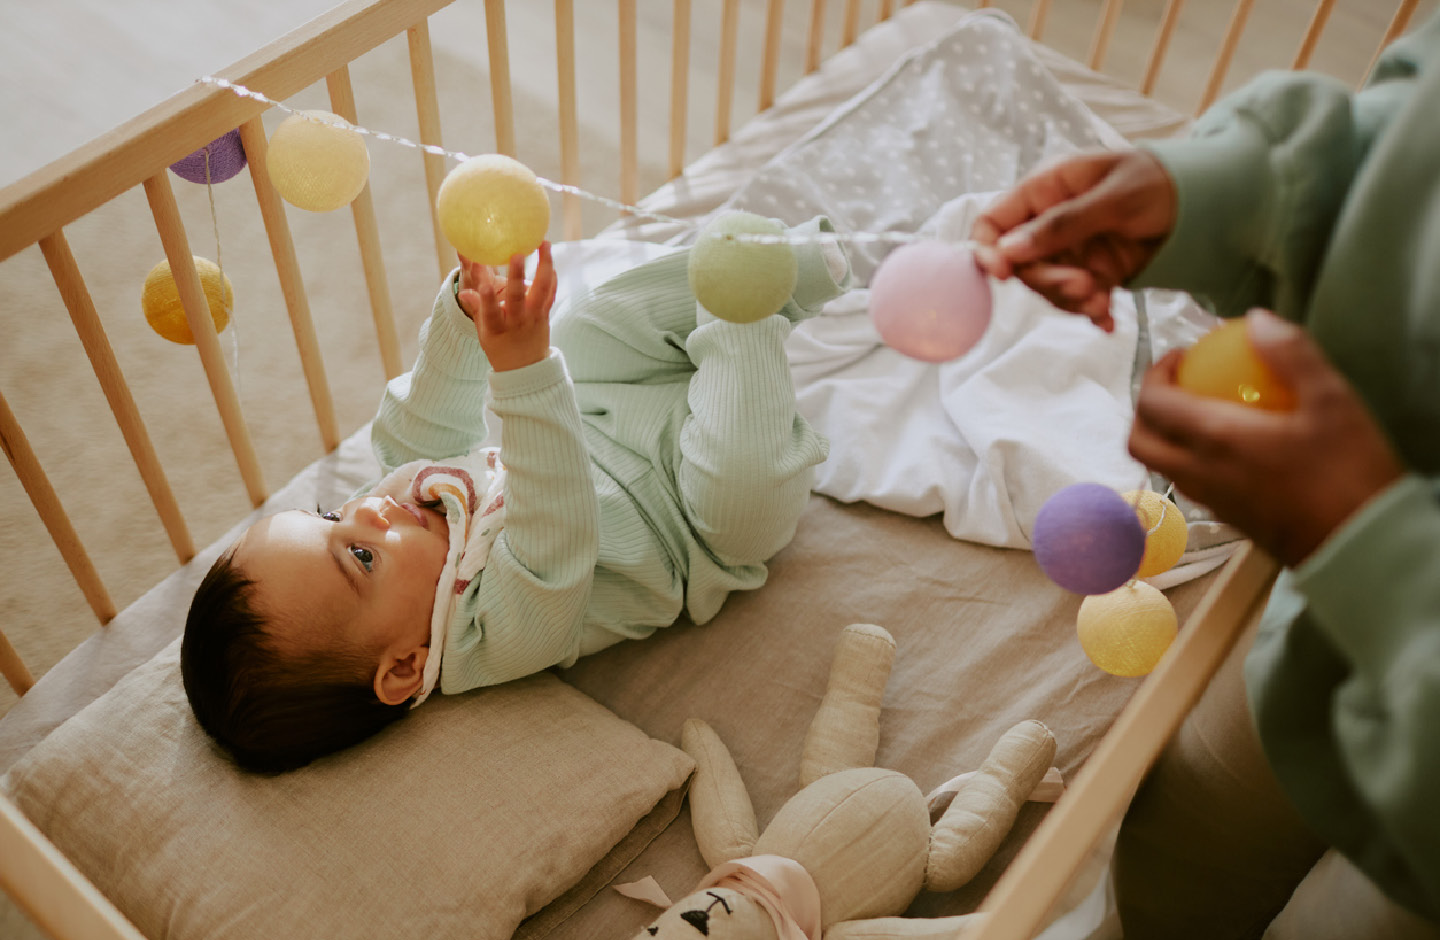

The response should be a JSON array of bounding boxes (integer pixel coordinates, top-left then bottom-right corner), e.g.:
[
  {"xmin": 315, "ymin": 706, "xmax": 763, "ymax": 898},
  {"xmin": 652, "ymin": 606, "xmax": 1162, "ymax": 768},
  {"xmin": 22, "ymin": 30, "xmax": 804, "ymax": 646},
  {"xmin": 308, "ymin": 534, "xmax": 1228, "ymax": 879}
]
[{"xmin": 615, "ymin": 876, "xmax": 675, "ymax": 908}]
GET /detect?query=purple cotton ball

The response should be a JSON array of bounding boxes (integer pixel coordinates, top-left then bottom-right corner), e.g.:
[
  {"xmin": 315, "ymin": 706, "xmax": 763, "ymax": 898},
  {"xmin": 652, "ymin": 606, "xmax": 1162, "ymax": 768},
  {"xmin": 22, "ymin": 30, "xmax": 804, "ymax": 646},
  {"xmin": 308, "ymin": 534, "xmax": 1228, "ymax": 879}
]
[
  {"xmin": 1032, "ymin": 483, "xmax": 1146, "ymax": 595},
  {"xmin": 170, "ymin": 129, "xmax": 247, "ymax": 184},
  {"xmin": 869, "ymin": 240, "xmax": 992, "ymax": 363}
]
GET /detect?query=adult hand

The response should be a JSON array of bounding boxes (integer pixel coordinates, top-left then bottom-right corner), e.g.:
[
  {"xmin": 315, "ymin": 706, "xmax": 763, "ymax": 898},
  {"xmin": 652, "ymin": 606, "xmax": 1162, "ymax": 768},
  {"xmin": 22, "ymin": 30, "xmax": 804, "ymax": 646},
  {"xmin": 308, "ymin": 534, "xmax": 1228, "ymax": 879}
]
[
  {"xmin": 456, "ymin": 242, "xmax": 558, "ymax": 372},
  {"xmin": 970, "ymin": 150, "xmax": 1177, "ymax": 331},
  {"xmin": 1128, "ymin": 310, "xmax": 1405, "ymax": 567}
]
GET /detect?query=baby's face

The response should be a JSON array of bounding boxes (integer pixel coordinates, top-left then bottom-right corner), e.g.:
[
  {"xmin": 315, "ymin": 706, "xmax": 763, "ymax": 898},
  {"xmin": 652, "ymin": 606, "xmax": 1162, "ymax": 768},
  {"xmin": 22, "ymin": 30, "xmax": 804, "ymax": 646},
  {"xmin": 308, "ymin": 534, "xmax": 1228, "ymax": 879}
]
[{"xmin": 235, "ymin": 495, "xmax": 451, "ymax": 663}]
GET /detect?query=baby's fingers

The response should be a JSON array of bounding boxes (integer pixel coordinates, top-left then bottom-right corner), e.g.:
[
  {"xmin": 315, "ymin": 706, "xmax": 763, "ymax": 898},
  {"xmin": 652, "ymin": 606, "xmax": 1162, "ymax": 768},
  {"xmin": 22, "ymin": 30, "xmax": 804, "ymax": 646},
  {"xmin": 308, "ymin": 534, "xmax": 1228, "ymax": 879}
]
[
  {"xmin": 527, "ymin": 242, "xmax": 556, "ymax": 317},
  {"xmin": 504, "ymin": 253, "xmax": 527, "ymax": 322}
]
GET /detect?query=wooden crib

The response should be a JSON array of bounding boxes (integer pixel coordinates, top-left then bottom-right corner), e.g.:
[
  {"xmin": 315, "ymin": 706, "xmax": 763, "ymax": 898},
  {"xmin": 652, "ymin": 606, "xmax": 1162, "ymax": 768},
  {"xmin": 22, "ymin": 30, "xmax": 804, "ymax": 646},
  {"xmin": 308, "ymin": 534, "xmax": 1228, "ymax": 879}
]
[{"xmin": 0, "ymin": 2, "xmax": 1428, "ymax": 939}]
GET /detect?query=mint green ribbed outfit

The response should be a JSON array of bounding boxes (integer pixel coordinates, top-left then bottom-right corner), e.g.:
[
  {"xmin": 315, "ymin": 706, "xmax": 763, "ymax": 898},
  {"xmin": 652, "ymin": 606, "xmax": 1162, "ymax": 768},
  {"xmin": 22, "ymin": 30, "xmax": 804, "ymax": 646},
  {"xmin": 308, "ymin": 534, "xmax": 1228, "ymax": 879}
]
[
  {"xmin": 1127, "ymin": 13, "xmax": 1440, "ymax": 922},
  {"xmin": 369, "ymin": 218, "xmax": 848, "ymax": 695}
]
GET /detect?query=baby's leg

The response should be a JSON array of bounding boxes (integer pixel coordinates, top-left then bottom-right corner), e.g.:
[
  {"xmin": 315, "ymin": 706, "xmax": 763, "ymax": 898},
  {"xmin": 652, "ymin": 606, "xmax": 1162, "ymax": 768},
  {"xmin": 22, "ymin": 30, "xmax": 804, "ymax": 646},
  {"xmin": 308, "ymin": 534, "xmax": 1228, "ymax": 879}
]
[
  {"xmin": 553, "ymin": 217, "xmax": 849, "ymax": 387},
  {"xmin": 551, "ymin": 250, "xmax": 699, "ymax": 387},
  {"xmin": 677, "ymin": 313, "xmax": 824, "ymax": 566},
  {"xmin": 674, "ymin": 219, "xmax": 850, "ymax": 566}
]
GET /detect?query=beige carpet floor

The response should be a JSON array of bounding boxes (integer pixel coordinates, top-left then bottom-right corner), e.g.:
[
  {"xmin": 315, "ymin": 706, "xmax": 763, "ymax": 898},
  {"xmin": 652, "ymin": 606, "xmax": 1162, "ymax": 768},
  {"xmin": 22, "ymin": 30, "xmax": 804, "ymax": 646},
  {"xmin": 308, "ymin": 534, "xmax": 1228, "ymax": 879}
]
[{"xmin": 0, "ymin": 1, "xmax": 1429, "ymax": 937}]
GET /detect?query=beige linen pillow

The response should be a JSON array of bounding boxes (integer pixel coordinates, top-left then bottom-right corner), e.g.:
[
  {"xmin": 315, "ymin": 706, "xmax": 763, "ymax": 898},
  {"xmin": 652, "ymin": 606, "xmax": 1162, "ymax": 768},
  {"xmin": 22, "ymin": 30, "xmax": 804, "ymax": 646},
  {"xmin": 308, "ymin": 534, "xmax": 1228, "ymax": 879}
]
[{"xmin": 1, "ymin": 640, "xmax": 693, "ymax": 940}]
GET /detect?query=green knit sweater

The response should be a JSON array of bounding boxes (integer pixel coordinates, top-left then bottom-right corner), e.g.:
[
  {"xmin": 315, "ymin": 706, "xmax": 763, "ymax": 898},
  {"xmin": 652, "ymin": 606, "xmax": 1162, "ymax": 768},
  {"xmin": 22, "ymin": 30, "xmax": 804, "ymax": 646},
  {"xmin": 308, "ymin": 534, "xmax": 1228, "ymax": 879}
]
[
  {"xmin": 369, "ymin": 221, "xmax": 847, "ymax": 695},
  {"xmin": 1134, "ymin": 13, "xmax": 1440, "ymax": 919}
]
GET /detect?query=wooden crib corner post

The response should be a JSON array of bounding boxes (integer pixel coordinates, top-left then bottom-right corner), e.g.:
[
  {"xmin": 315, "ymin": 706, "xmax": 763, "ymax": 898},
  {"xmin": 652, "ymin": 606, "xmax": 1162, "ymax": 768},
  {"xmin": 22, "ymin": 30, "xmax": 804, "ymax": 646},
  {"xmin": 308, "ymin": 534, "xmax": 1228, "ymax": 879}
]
[
  {"xmin": 0, "ymin": 794, "xmax": 147, "ymax": 940},
  {"xmin": 961, "ymin": 543, "xmax": 1282, "ymax": 940}
]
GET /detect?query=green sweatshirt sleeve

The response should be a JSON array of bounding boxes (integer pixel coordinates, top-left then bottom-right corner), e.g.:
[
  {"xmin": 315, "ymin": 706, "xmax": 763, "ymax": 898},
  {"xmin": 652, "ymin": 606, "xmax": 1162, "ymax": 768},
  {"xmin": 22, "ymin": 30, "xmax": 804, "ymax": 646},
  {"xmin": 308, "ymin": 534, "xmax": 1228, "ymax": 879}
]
[
  {"xmin": 440, "ymin": 349, "xmax": 599, "ymax": 692},
  {"xmin": 370, "ymin": 270, "xmax": 494, "ymax": 472},
  {"xmin": 1132, "ymin": 68, "xmax": 1414, "ymax": 321},
  {"xmin": 1291, "ymin": 475, "xmax": 1440, "ymax": 903}
]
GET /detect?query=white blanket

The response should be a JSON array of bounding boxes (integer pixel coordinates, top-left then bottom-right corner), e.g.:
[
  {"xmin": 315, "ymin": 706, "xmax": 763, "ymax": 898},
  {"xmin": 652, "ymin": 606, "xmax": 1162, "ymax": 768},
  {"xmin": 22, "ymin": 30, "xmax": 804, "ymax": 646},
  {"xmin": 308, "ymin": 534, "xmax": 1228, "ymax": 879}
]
[{"xmin": 705, "ymin": 11, "xmax": 1233, "ymax": 572}]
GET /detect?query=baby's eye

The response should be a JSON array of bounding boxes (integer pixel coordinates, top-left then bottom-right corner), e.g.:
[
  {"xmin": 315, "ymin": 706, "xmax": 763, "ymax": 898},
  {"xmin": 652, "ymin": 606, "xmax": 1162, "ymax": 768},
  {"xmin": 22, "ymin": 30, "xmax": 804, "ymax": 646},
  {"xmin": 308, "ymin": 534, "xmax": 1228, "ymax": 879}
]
[
  {"xmin": 349, "ymin": 545, "xmax": 375, "ymax": 571},
  {"xmin": 320, "ymin": 509, "xmax": 341, "ymax": 522}
]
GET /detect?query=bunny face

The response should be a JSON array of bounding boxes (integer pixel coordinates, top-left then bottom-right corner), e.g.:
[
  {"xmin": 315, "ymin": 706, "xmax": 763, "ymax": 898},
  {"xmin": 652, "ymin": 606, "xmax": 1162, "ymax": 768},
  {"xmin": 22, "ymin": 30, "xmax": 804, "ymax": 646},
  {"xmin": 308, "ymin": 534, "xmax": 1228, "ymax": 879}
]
[{"xmin": 633, "ymin": 887, "xmax": 779, "ymax": 940}]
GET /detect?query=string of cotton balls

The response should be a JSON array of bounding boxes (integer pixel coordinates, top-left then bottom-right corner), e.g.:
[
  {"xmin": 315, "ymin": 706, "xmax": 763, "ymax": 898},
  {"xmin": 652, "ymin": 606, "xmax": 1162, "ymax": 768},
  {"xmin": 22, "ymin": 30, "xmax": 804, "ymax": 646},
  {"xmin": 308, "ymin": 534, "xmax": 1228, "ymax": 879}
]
[{"xmin": 188, "ymin": 75, "xmax": 994, "ymax": 360}]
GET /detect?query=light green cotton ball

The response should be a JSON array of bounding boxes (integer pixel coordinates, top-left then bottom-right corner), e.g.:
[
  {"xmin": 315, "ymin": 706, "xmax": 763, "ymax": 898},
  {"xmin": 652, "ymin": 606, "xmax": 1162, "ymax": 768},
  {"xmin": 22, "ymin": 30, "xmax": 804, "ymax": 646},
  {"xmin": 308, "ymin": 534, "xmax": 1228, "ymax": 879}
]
[{"xmin": 688, "ymin": 212, "xmax": 798, "ymax": 323}]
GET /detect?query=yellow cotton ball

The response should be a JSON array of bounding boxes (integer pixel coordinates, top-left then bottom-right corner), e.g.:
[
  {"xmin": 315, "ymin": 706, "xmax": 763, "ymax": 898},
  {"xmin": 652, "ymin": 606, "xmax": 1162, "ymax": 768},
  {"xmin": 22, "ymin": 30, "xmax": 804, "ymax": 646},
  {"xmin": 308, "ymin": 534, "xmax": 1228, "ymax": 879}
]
[
  {"xmin": 266, "ymin": 110, "xmax": 370, "ymax": 212},
  {"xmin": 1077, "ymin": 580, "xmax": 1177, "ymax": 677},
  {"xmin": 1177, "ymin": 319, "xmax": 1296, "ymax": 411},
  {"xmin": 436, "ymin": 154, "xmax": 550, "ymax": 266},
  {"xmin": 688, "ymin": 211, "xmax": 798, "ymax": 323},
  {"xmin": 141, "ymin": 256, "xmax": 233, "ymax": 345},
  {"xmin": 1122, "ymin": 490, "xmax": 1188, "ymax": 579}
]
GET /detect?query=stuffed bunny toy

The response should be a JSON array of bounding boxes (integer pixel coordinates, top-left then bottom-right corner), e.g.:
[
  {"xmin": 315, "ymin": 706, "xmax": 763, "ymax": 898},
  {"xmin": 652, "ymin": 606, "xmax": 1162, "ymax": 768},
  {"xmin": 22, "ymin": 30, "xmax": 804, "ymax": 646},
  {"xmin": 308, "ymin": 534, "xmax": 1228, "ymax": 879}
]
[{"xmin": 628, "ymin": 623, "xmax": 1057, "ymax": 940}]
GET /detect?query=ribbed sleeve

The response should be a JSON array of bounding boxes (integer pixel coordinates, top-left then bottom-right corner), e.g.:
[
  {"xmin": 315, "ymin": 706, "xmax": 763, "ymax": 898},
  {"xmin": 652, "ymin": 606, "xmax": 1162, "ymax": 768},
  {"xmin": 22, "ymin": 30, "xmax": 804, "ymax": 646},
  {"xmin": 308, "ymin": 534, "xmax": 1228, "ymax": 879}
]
[{"xmin": 441, "ymin": 351, "xmax": 599, "ymax": 691}]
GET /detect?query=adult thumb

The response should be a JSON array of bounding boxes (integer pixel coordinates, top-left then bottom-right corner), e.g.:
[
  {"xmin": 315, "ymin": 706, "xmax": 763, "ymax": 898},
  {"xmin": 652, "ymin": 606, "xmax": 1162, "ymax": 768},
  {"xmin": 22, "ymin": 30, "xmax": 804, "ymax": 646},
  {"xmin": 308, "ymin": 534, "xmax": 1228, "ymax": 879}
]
[
  {"xmin": 1244, "ymin": 309, "xmax": 1328, "ymax": 400},
  {"xmin": 997, "ymin": 189, "xmax": 1112, "ymax": 265}
]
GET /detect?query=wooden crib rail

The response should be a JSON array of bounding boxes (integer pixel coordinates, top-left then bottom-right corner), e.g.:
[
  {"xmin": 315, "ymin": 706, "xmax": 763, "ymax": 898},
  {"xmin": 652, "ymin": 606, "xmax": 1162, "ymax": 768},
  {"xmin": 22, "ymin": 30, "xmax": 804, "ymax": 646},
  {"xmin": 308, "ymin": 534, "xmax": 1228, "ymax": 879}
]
[
  {"xmin": 0, "ymin": 0, "xmax": 454, "ymax": 265},
  {"xmin": 966, "ymin": 545, "xmax": 1282, "ymax": 940}
]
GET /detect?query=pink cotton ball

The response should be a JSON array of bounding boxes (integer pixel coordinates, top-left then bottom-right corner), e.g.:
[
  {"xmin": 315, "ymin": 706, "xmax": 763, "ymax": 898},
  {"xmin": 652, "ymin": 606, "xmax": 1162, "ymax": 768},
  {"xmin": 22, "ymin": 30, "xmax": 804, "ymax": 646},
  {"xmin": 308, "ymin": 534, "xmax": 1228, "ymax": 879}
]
[{"xmin": 869, "ymin": 241, "xmax": 993, "ymax": 363}]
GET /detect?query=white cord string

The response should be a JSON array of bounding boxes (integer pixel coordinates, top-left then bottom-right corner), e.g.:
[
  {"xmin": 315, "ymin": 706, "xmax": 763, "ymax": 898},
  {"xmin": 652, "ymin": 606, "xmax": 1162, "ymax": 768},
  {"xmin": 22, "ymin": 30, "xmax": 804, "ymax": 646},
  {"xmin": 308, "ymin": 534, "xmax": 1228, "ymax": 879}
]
[
  {"xmin": 202, "ymin": 148, "xmax": 242, "ymax": 399},
  {"xmin": 198, "ymin": 74, "xmax": 944, "ymax": 250}
]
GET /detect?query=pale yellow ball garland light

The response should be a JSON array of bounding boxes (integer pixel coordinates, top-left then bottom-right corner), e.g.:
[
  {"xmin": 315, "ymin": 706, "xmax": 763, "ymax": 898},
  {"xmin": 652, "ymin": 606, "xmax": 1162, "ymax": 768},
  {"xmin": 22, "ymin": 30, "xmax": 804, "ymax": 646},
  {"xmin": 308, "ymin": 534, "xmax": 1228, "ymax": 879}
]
[
  {"xmin": 141, "ymin": 131, "xmax": 250, "ymax": 345},
  {"xmin": 1031, "ymin": 481, "xmax": 1188, "ymax": 677}
]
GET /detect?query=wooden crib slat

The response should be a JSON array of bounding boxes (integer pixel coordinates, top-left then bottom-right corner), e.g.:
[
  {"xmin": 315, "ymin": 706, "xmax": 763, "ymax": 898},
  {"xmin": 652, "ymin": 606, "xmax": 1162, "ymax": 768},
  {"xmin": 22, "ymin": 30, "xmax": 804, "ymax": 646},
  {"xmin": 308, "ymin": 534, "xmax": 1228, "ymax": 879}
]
[
  {"xmin": 0, "ymin": 0, "xmax": 455, "ymax": 265},
  {"xmin": 759, "ymin": 0, "xmax": 785, "ymax": 112},
  {"xmin": 1140, "ymin": 0, "xmax": 1186, "ymax": 95},
  {"xmin": 0, "ymin": 795, "xmax": 147, "ymax": 940},
  {"xmin": 1366, "ymin": 0, "xmax": 1421, "ymax": 80},
  {"xmin": 1197, "ymin": 0, "xmax": 1257, "ymax": 114},
  {"xmin": 0, "ymin": 391, "xmax": 116, "ymax": 626},
  {"xmin": 142, "ymin": 172, "xmax": 268, "ymax": 508},
  {"xmin": 967, "ymin": 545, "xmax": 1281, "ymax": 940},
  {"xmin": 0, "ymin": 629, "xmax": 35, "ymax": 697},
  {"xmin": 716, "ymin": 0, "xmax": 740, "ymax": 145},
  {"xmin": 619, "ymin": 0, "xmax": 639, "ymax": 210},
  {"xmin": 879, "ymin": 0, "xmax": 894, "ymax": 21},
  {"xmin": 670, "ymin": 0, "xmax": 693, "ymax": 181},
  {"xmin": 237, "ymin": 118, "xmax": 342, "ymax": 452},
  {"xmin": 805, "ymin": 0, "xmax": 826, "ymax": 74},
  {"xmin": 555, "ymin": 0, "xmax": 583, "ymax": 239},
  {"xmin": 842, "ymin": 0, "xmax": 861, "ymax": 48},
  {"xmin": 1087, "ymin": 0, "xmax": 1126, "ymax": 71},
  {"xmin": 327, "ymin": 67, "xmax": 403, "ymax": 381},
  {"xmin": 1028, "ymin": 0, "xmax": 1053, "ymax": 41},
  {"xmin": 407, "ymin": 19, "xmax": 450, "ymax": 282},
  {"xmin": 39, "ymin": 231, "xmax": 196, "ymax": 564},
  {"xmin": 1291, "ymin": 0, "xmax": 1337, "ymax": 69},
  {"xmin": 484, "ymin": 0, "xmax": 516, "ymax": 157}
]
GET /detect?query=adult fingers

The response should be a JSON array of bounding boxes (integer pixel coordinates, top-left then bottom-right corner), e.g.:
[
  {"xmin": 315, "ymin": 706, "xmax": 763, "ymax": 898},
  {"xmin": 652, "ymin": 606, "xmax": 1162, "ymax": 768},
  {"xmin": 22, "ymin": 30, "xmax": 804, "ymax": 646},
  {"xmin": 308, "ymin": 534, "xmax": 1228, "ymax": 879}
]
[
  {"xmin": 971, "ymin": 153, "xmax": 1120, "ymax": 248},
  {"xmin": 1242, "ymin": 309, "xmax": 1334, "ymax": 406}
]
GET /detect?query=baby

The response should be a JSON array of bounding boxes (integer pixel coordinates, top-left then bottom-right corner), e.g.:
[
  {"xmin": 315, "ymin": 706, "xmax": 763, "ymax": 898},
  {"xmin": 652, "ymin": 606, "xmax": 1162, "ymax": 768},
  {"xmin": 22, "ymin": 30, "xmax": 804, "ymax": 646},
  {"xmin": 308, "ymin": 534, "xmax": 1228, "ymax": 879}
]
[{"xmin": 181, "ymin": 219, "xmax": 851, "ymax": 773}]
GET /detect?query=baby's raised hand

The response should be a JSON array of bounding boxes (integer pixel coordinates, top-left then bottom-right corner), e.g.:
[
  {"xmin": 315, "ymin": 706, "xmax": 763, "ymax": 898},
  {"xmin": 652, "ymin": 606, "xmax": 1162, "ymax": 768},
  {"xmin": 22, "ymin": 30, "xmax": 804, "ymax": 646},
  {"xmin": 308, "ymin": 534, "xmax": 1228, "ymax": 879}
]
[{"xmin": 456, "ymin": 242, "xmax": 557, "ymax": 372}]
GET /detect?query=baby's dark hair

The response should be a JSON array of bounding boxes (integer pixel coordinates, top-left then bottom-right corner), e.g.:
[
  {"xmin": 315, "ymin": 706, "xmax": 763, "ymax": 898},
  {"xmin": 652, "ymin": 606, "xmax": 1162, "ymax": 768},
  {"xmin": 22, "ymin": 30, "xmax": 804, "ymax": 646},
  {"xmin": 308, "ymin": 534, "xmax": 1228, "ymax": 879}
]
[{"xmin": 180, "ymin": 549, "xmax": 410, "ymax": 773}]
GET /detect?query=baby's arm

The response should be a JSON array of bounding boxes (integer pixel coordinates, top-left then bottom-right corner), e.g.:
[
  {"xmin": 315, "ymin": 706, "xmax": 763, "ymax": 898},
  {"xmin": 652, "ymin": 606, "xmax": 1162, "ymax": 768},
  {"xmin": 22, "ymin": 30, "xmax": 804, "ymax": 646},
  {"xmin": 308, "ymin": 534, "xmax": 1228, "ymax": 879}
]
[
  {"xmin": 370, "ymin": 264, "xmax": 498, "ymax": 473},
  {"xmin": 438, "ymin": 247, "xmax": 601, "ymax": 691}
]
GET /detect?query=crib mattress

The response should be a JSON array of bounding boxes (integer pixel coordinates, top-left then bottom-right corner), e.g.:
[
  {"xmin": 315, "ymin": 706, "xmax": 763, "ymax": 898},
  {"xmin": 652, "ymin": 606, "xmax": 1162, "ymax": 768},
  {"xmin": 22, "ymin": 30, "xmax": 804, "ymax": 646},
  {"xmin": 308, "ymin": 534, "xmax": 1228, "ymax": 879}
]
[{"xmin": 0, "ymin": 2, "xmax": 1209, "ymax": 935}]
